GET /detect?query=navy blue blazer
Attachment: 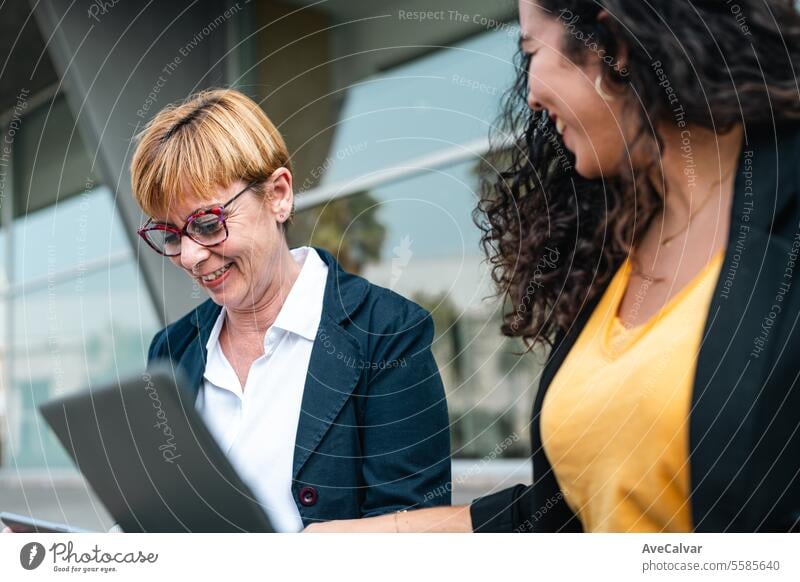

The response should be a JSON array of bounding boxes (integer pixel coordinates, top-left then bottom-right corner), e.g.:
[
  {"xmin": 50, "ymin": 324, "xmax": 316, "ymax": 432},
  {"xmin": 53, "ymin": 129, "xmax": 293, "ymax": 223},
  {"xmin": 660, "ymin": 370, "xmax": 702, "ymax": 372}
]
[{"xmin": 146, "ymin": 248, "xmax": 451, "ymax": 527}]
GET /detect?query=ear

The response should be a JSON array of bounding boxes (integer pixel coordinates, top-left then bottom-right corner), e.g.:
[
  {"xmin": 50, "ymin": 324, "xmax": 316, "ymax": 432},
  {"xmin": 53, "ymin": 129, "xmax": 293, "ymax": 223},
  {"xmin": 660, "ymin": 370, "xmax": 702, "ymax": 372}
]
[
  {"xmin": 267, "ymin": 167, "xmax": 294, "ymax": 222},
  {"xmin": 596, "ymin": 9, "xmax": 630, "ymax": 78}
]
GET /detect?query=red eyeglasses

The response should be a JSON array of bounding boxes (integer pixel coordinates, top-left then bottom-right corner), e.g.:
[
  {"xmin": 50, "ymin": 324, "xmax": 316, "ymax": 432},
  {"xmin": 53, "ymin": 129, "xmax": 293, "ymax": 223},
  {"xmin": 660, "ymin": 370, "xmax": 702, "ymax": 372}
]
[{"xmin": 137, "ymin": 181, "xmax": 257, "ymax": 256}]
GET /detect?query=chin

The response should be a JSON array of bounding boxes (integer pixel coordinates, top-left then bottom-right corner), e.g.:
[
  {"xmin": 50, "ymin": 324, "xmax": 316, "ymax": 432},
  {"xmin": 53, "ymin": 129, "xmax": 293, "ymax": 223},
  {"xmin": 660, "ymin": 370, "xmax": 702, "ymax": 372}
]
[
  {"xmin": 573, "ymin": 159, "xmax": 603, "ymax": 179},
  {"xmin": 204, "ymin": 286, "xmax": 236, "ymax": 307},
  {"xmin": 208, "ymin": 295, "xmax": 226, "ymax": 306},
  {"xmin": 567, "ymin": 143, "xmax": 600, "ymax": 179}
]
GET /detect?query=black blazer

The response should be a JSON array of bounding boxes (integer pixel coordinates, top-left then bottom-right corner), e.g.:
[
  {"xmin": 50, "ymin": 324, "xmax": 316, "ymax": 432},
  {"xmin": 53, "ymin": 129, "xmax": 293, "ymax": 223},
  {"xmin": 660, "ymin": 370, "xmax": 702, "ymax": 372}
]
[{"xmin": 471, "ymin": 124, "xmax": 800, "ymax": 533}]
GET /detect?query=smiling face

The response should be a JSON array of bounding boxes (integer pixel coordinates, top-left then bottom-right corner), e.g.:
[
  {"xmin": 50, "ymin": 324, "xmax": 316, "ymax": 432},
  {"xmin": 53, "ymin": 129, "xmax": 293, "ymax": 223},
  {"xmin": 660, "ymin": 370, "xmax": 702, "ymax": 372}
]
[
  {"xmin": 131, "ymin": 89, "xmax": 297, "ymax": 309},
  {"xmin": 518, "ymin": 1, "xmax": 636, "ymax": 178},
  {"xmin": 156, "ymin": 171, "xmax": 294, "ymax": 311}
]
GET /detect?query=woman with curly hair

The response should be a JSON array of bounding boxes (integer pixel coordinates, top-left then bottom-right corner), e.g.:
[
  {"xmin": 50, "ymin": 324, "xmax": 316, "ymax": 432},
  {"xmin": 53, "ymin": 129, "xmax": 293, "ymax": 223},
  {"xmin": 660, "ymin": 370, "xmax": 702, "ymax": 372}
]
[{"xmin": 306, "ymin": 0, "xmax": 800, "ymax": 533}]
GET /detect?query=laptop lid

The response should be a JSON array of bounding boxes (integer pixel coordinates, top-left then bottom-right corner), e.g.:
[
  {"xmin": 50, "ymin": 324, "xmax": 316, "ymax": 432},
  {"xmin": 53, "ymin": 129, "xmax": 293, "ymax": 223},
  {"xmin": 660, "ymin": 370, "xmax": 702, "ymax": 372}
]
[{"xmin": 39, "ymin": 362, "xmax": 274, "ymax": 532}]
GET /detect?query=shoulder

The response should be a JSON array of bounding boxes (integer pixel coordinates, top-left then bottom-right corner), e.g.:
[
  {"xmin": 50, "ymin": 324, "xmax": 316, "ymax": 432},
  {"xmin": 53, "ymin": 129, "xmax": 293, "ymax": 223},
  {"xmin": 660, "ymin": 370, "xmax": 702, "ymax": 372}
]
[
  {"xmin": 351, "ymin": 278, "xmax": 432, "ymax": 336},
  {"xmin": 762, "ymin": 123, "xmax": 800, "ymax": 238},
  {"xmin": 763, "ymin": 122, "xmax": 800, "ymax": 187},
  {"xmin": 788, "ymin": 124, "xmax": 800, "ymax": 194},
  {"xmin": 315, "ymin": 247, "xmax": 431, "ymax": 335},
  {"xmin": 148, "ymin": 299, "xmax": 221, "ymax": 360}
]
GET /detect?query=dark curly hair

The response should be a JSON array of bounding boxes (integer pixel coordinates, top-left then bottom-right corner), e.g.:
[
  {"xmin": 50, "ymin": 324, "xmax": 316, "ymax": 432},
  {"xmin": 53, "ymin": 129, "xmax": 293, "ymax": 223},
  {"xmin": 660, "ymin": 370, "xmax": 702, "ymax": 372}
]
[{"xmin": 475, "ymin": 0, "xmax": 800, "ymax": 348}]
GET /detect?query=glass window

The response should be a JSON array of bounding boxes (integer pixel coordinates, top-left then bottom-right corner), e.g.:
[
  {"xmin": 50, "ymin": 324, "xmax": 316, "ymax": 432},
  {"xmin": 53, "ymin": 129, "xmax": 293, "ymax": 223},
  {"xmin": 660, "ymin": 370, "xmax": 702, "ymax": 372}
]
[
  {"xmin": 12, "ymin": 186, "xmax": 130, "ymax": 284},
  {"xmin": 0, "ymin": 231, "xmax": 7, "ymax": 300},
  {"xmin": 316, "ymin": 26, "xmax": 518, "ymax": 187},
  {"xmin": 0, "ymin": 95, "xmax": 161, "ymax": 470},
  {"xmin": 5, "ymin": 257, "xmax": 158, "ymax": 469}
]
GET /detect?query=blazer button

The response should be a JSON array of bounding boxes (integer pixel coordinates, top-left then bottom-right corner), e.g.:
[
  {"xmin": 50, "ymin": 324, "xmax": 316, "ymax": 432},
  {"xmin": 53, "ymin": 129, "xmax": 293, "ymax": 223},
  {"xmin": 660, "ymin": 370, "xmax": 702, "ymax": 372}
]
[{"xmin": 299, "ymin": 486, "xmax": 318, "ymax": 507}]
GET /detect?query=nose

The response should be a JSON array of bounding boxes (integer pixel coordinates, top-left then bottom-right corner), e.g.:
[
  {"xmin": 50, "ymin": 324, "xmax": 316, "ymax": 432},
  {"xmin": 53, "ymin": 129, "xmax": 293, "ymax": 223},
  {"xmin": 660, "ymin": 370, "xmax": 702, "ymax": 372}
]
[
  {"xmin": 527, "ymin": 85, "xmax": 545, "ymax": 113},
  {"xmin": 526, "ymin": 63, "xmax": 546, "ymax": 113},
  {"xmin": 178, "ymin": 236, "xmax": 210, "ymax": 272}
]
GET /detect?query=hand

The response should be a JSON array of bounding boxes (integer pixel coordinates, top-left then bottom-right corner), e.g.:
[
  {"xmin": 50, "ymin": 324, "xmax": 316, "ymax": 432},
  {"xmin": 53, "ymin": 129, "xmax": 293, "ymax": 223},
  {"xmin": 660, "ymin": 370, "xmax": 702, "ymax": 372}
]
[
  {"xmin": 303, "ymin": 521, "xmax": 337, "ymax": 533},
  {"xmin": 303, "ymin": 506, "xmax": 472, "ymax": 532},
  {"xmin": 303, "ymin": 514, "xmax": 396, "ymax": 533}
]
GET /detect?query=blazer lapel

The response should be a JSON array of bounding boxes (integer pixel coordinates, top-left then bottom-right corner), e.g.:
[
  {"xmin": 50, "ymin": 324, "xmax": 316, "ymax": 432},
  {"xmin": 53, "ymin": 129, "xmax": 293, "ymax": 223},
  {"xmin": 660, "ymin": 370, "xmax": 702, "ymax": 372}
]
[
  {"xmin": 292, "ymin": 314, "xmax": 363, "ymax": 478},
  {"xmin": 181, "ymin": 301, "xmax": 221, "ymax": 403}
]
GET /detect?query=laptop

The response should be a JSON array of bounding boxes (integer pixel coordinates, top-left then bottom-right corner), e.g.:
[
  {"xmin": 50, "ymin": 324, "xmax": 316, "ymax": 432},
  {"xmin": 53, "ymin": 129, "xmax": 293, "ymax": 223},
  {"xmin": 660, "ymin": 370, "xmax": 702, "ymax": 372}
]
[{"xmin": 37, "ymin": 362, "xmax": 274, "ymax": 532}]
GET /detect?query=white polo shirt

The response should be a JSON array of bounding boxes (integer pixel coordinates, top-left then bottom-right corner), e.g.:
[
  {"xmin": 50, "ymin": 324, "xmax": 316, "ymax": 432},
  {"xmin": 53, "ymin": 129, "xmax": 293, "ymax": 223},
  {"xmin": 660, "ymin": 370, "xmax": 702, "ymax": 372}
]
[{"xmin": 194, "ymin": 247, "xmax": 328, "ymax": 532}]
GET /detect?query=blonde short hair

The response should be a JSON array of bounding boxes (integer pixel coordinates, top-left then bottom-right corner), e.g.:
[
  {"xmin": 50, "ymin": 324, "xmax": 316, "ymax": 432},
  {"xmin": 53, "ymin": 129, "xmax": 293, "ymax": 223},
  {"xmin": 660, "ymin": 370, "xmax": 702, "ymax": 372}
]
[{"xmin": 130, "ymin": 88, "xmax": 291, "ymax": 217}]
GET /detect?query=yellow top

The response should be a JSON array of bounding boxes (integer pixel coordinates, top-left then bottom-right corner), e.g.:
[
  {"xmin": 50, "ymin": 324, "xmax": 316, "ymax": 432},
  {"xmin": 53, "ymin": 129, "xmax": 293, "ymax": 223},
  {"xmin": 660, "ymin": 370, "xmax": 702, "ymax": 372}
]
[{"xmin": 540, "ymin": 250, "xmax": 724, "ymax": 532}]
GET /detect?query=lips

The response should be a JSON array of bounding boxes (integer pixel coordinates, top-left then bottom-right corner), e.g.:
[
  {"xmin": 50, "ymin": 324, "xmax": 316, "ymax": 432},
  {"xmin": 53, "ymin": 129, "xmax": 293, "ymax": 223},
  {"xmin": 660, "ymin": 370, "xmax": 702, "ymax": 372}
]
[{"xmin": 198, "ymin": 262, "xmax": 233, "ymax": 283}]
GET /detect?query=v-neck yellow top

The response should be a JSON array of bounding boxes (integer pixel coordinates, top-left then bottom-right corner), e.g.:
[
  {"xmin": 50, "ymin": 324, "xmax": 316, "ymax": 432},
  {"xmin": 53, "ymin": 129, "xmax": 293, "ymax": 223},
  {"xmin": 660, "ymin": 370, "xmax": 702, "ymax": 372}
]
[{"xmin": 540, "ymin": 250, "xmax": 724, "ymax": 532}]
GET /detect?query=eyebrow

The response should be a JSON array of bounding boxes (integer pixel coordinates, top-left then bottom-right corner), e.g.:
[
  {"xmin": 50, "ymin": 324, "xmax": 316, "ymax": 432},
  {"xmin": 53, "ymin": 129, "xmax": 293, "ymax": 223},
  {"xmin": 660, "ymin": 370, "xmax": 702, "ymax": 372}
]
[
  {"xmin": 188, "ymin": 202, "xmax": 219, "ymax": 216},
  {"xmin": 151, "ymin": 202, "xmax": 220, "ymax": 228}
]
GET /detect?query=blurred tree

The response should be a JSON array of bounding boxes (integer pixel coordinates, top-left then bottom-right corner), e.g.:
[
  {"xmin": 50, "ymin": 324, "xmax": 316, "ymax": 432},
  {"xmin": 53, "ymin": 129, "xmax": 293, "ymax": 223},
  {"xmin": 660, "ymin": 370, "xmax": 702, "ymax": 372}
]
[
  {"xmin": 287, "ymin": 191, "xmax": 386, "ymax": 274},
  {"xmin": 412, "ymin": 291, "xmax": 464, "ymax": 383}
]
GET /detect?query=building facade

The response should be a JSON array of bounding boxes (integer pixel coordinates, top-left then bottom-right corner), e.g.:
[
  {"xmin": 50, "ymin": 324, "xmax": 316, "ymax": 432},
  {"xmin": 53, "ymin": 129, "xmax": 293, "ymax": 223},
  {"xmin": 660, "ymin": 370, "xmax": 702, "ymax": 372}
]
[{"xmin": 0, "ymin": 0, "xmax": 537, "ymax": 527}]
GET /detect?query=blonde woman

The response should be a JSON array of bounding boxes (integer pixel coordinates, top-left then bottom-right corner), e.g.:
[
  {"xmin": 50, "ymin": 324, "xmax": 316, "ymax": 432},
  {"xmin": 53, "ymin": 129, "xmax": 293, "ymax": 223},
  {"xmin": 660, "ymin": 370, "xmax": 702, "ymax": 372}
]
[{"xmin": 129, "ymin": 89, "xmax": 450, "ymax": 531}]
